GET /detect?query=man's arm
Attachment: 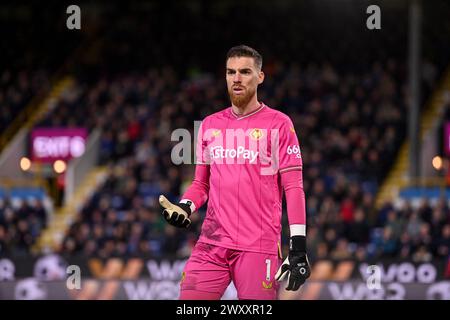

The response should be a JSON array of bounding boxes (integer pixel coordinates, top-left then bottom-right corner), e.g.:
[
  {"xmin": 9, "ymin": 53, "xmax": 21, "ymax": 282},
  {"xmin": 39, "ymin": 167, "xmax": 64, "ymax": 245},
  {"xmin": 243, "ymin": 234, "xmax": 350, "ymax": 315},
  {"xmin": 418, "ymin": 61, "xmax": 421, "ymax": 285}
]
[
  {"xmin": 159, "ymin": 164, "xmax": 210, "ymax": 228},
  {"xmin": 159, "ymin": 119, "xmax": 211, "ymax": 228},
  {"xmin": 180, "ymin": 163, "xmax": 210, "ymax": 213},
  {"xmin": 281, "ymin": 169, "xmax": 306, "ymax": 238},
  {"xmin": 274, "ymin": 115, "xmax": 311, "ymax": 290},
  {"xmin": 275, "ymin": 169, "xmax": 310, "ymax": 290}
]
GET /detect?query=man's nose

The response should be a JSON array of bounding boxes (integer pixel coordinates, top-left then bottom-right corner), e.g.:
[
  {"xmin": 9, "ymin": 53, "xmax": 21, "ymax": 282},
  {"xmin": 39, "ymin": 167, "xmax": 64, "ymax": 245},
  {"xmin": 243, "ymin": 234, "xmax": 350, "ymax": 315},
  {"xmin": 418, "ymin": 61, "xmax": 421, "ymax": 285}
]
[{"xmin": 233, "ymin": 72, "xmax": 242, "ymax": 82}]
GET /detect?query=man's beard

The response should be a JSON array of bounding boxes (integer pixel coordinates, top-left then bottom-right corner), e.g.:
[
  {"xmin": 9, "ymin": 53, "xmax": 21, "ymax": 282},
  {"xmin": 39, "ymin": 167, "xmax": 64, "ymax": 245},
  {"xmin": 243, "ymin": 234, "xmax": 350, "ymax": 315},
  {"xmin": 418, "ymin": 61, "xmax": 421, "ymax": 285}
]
[{"xmin": 228, "ymin": 87, "xmax": 255, "ymax": 109}]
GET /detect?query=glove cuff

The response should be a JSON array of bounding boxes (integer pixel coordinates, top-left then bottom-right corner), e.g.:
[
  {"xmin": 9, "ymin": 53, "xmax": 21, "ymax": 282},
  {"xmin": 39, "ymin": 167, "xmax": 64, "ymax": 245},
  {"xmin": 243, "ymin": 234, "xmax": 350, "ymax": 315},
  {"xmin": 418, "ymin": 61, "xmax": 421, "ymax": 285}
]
[
  {"xmin": 177, "ymin": 202, "xmax": 192, "ymax": 217},
  {"xmin": 290, "ymin": 235, "xmax": 306, "ymax": 253}
]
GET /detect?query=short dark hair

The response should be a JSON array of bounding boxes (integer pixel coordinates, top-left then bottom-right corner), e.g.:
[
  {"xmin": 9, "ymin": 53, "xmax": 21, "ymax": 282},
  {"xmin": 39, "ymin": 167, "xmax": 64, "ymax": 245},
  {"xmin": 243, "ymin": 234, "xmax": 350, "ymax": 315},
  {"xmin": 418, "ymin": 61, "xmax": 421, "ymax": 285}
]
[{"xmin": 226, "ymin": 45, "xmax": 262, "ymax": 71}]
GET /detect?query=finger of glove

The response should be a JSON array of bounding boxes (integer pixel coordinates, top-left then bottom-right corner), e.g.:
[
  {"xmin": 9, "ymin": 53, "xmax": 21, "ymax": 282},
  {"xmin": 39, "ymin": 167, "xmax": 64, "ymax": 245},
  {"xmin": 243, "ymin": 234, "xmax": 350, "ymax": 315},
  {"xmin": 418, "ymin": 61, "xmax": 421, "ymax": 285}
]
[
  {"xmin": 286, "ymin": 279, "xmax": 298, "ymax": 291},
  {"xmin": 174, "ymin": 212, "xmax": 187, "ymax": 226},
  {"xmin": 180, "ymin": 217, "xmax": 192, "ymax": 228},
  {"xmin": 287, "ymin": 271, "xmax": 307, "ymax": 291},
  {"xmin": 296, "ymin": 277, "xmax": 306, "ymax": 289},
  {"xmin": 285, "ymin": 273, "xmax": 293, "ymax": 290},
  {"xmin": 285, "ymin": 272, "xmax": 298, "ymax": 291},
  {"xmin": 167, "ymin": 212, "xmax": 180, "ymax": 225},
  {"xmin": 159, "ymin": 195, "xmax": 174, "ymax": 210},
  {"xmin": 289, "ymin": 275, "xmax": 304, "ymax": 291},
  {"xmin": 163, "ymin": 209, "xmax": 172, "ymax": 220},
  {"xmin": 275, "ymin": 264, "xmax": 290, "ymax": 281},
  {"xmin": 275, "ymin": 257, "xmax": 290, "ymax": 280}
]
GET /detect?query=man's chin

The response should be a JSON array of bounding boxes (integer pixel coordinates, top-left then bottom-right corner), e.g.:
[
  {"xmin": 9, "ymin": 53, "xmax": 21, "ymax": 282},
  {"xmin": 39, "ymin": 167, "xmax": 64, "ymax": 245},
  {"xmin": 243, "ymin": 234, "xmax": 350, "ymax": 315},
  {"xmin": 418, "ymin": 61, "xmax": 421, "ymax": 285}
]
[{"xmin": 230, "ymin": 93, "xmax": 252, "ymax": 108}]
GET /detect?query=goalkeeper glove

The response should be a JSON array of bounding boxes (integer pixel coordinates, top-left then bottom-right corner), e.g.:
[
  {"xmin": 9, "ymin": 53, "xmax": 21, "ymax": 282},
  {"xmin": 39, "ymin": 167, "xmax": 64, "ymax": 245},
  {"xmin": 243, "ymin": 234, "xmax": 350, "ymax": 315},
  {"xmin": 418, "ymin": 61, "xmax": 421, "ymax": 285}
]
[
  {"xmin": 159, "ymin": 195, "xmax": 192, "ymax": 228},
  {"xmin": 275, "ymin": 235, "xmax": 311, "ymax": 291}
]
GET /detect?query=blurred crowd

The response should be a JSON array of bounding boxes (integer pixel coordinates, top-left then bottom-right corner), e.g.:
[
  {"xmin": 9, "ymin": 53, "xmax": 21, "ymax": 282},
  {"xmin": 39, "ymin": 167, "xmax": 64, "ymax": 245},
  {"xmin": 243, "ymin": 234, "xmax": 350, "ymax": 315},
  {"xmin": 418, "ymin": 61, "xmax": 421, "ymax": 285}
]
[
  {"xmin": 0, "ymin": 3, "xmax": 82, "ymax": 142},
  {"xmin": 1, "ymin": 1, "xmax": 449, "ymax": 263},
  {"xmin": 307, "ymin": 197, "xmax": 450, "ymax": 263},
  {"xmin": 47, "ymin": 61, "xmax": 449, "ymax": 263},
  {"xmin": 0, "ymin": 198, "xmax": 48, "ymax": 256},
  {"xmin": 0, "ymin": 70, "xmax": 50, "ymax": 136}
]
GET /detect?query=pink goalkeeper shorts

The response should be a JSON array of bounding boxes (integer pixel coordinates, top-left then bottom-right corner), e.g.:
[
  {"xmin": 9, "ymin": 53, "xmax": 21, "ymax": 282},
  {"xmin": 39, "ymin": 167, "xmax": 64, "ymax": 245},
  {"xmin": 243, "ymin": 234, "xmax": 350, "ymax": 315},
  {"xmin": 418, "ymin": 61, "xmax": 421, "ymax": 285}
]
[{"xmin": 179, "ymin": 242, "xmax": 281, "ymax": 300}]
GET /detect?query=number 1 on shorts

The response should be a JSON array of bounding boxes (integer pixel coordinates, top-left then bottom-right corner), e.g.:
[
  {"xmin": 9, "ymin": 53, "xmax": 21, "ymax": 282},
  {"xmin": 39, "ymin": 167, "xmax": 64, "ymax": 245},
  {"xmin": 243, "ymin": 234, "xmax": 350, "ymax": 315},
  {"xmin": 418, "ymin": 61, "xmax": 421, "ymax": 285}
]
[{"xmin": 265, "ymin": 259, "xmax": 271, "ymax": 281}]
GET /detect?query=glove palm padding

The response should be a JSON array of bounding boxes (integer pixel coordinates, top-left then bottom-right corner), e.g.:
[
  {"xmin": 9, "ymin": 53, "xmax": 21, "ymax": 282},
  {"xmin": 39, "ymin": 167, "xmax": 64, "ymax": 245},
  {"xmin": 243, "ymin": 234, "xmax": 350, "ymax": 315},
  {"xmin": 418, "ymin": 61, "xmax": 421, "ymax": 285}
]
[{"xmin": 159, "ymin": 195, "xmax": 192, "ymax": 228}]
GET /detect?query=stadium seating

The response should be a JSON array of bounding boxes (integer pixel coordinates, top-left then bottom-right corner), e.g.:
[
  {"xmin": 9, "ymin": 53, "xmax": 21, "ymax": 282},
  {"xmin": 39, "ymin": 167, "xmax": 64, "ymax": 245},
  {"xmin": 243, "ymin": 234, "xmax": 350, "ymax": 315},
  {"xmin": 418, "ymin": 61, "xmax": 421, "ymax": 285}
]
[{"xmin": 0, "ymin": 1, "xmax": 449, "ymax": 265}]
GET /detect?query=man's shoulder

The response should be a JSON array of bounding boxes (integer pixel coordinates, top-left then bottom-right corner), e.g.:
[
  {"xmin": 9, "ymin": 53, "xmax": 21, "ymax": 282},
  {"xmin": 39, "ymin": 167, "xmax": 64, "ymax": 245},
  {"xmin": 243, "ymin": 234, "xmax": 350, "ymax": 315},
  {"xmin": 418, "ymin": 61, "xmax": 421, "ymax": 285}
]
[
  {"xmin": 202, "ymin": 107, "xmax": 231, "ymax": 123},
  {"xmin": 262, "ymin": 105, "xmax": 293, "ymax": 125}
]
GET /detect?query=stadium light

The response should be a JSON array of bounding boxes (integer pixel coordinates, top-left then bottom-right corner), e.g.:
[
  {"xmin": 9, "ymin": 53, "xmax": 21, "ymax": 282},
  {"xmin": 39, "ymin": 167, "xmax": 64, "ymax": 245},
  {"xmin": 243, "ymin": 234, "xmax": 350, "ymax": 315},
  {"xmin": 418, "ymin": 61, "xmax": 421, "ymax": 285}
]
[
  {"xmin": 20, "ymin": 157, "xmax": 32, "ymax": 171},
  {"xmin": 53, "ymin": 160, "xmax": 67, "ymax": 174},
  {"xmin": 432, "ymin": 156, "xmax": 442, "ymax": 171}
]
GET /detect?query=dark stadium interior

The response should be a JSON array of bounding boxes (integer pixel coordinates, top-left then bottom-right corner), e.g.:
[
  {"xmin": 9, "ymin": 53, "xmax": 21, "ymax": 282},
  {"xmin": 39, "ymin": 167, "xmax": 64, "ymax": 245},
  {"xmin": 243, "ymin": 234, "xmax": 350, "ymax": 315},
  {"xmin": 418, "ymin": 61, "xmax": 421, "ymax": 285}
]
[{"xmin": 0, "ymin": 0, "xmax": 449, "ymax": 300}]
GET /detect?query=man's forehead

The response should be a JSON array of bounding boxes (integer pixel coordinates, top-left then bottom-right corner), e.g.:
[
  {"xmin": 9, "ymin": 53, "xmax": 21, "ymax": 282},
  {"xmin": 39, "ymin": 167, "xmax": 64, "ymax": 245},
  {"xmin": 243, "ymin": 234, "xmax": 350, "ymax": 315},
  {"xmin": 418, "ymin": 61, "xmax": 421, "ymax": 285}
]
[{"xmin": 226, "ymin": 56, "xmax": 256, "ymax": 69}]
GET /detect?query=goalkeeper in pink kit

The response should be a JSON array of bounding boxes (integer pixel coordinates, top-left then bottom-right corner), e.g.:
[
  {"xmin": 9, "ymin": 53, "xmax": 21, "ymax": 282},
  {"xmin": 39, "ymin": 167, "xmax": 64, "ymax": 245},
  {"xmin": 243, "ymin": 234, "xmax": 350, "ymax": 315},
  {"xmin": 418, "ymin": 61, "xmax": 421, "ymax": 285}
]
[{"xmin": 159, "ymin": 45, "xmax": 310, "ymax": 300}]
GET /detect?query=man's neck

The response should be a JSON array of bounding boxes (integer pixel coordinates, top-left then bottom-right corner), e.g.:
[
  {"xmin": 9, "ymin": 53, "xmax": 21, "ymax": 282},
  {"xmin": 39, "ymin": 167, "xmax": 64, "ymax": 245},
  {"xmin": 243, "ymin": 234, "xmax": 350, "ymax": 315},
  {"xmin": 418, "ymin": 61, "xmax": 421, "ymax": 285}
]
[{"xmin": 231, "ymin": 97, "xmax": 261, "ymax": 116}]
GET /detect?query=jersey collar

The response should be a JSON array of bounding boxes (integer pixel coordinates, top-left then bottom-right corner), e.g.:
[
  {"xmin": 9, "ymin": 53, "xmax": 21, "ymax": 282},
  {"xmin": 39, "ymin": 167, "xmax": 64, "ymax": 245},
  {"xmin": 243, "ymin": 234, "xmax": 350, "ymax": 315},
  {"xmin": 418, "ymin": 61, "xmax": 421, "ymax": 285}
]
[{"xmin": 230, "ymin": 103, "xmax": 265, "ymax": 120}]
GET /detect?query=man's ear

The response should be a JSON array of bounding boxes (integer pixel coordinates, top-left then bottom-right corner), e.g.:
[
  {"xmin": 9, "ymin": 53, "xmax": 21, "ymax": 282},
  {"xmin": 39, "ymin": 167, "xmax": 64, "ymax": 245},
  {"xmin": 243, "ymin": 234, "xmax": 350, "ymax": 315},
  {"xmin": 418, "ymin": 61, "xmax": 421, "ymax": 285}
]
[{"xmin": 258, "ymin": 71, "xmax": 265, "ymax": 84}]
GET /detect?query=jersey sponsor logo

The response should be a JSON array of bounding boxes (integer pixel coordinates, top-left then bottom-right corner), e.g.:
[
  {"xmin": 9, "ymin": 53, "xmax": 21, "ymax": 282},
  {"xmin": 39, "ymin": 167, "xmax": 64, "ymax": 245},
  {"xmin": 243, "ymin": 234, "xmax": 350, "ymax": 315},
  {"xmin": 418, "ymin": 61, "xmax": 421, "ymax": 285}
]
[
  {"xmin": 287, "ymin": 145, "xmax": 301, "ymax": 158},
  {"xmin": 209, "ymin": 146, "xmax": 259, "ymax": 164}
]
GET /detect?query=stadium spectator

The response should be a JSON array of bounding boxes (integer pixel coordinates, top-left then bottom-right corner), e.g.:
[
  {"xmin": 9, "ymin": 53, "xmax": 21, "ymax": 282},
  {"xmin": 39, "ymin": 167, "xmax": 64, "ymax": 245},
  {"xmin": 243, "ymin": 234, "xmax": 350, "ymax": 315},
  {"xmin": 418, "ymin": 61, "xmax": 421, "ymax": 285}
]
[{"xmin": 0, "ymin": 198, "xmax": 48, "ymax": 256}]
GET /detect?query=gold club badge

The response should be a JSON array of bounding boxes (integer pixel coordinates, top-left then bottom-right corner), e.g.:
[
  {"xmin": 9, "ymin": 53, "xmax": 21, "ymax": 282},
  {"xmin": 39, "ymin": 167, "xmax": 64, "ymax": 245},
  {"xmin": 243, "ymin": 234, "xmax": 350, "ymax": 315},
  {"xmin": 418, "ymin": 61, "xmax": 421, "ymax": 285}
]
[
  {"xmin": 262, "ymin": 281, "xmax": 273, "ymax": 289},
  {"xmin": 250, "ymin": 128, "xmax": 263, "ymax": 140}
]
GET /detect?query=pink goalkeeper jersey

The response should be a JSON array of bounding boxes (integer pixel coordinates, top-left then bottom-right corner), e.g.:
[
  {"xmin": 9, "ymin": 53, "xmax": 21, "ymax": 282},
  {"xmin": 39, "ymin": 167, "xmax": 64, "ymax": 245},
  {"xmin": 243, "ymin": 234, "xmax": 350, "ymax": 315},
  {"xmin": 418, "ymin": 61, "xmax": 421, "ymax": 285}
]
[{"xmin": 182, "ymin": 103, "xmax": 305, "ymax": 255}]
